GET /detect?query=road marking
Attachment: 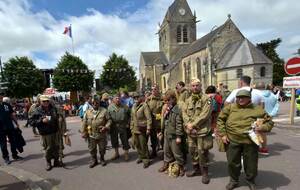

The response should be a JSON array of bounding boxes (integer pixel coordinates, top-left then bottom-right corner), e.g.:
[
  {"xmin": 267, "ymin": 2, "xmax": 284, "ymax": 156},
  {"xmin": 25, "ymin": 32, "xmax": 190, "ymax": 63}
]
[{"xmin": 0, "ymin": 166, "xmax": 59, "ymax": 190}]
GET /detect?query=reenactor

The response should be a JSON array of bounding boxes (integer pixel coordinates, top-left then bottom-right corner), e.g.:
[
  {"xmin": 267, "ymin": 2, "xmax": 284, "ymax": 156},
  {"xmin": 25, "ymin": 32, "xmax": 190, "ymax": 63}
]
[
  {"xmin": 145, "ymin": 85, "xmax": 163, "ymax": 158},
  {"xmin": 108, "ymin": 95, "xmax": 131, "ymax": 161},
  {"xmin": 81, "ymin": 99, "xmax": 112, "ymax": 168},
  {"xmin": 56, "ymin": 103, "xmax": 68, "ymax": 166},
  {"xmin": 182, "ymin": 78, "xmax": 213, "ymax": 184},
  {"xmin": 217, "ymin": 90, "xmax": 274, "ymax": 190},
  {"xmin": 175, "ymin": 81, "xmax": 190, "ymax": 108},
  {"xmin": 29, "ymin": 95, "xmax": 60, "ymax": 171},
  {"xmin": 28, "ymin": 94, "xmax": 41, "ymax": 136},
  {"xmin": 130, "ymin": 93, "xmax": 152, "ymax": 168},
  {"xmin": 158, "ymin": 90, "xmax": 185, "ymax": 177}
]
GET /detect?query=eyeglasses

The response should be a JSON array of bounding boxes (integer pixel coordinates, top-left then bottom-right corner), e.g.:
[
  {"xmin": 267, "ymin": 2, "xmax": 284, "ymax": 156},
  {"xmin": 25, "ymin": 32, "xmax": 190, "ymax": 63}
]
[{"xmin": 42, "ymin": 100, "xmax": 49, "ymax": 103}]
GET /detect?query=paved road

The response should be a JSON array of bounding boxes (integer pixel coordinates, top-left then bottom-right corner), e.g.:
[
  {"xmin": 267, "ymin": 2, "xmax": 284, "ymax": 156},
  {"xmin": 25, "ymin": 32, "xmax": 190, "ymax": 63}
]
[{"xmin": 1, "ymin": 102, "xmax": 300, "ymax": 190}]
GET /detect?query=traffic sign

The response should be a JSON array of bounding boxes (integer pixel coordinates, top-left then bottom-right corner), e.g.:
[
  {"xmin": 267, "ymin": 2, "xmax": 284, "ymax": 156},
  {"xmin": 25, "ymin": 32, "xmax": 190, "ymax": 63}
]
[
  {"xmin": 283, "ymin": 76, "xmax": 300, "ymax": 88},
  {"xmin": 285, "ymin": 57, "xmax": 300, "ymax": 75}
]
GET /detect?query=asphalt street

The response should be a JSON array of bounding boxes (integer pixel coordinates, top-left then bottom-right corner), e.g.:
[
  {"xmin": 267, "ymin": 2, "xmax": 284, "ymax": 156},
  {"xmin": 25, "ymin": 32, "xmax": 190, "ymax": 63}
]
[{"xmin": 0, "ymin": 102, "xmax": 300, "ymax": 190}]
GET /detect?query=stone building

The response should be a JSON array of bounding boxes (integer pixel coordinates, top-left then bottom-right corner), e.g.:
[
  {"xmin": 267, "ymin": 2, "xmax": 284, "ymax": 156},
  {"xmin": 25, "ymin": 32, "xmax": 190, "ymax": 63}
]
[{"xmin": 139, "ymin": 0, "xmax": 272, "ymax": 92}]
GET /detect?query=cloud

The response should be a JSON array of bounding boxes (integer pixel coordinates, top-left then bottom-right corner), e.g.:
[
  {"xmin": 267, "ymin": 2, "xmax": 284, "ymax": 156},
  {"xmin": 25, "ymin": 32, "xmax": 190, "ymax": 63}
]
[{"xmin": 0, "ymin": 0, "xmax": 299, "ymax": 76}]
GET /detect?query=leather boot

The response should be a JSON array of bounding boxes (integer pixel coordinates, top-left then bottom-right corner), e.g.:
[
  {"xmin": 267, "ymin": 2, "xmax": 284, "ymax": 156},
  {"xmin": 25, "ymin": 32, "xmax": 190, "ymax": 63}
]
[
  {"xmin": 179, "ymin": 165, "xmax": 185, "ymax": 177},
  {"xmin": 53, "ymin": 159, "xmax": 61, "ymax": 167},
  {"xmin": 186, "ymin": 164, "xmax": 201, "ymax": 177},
  {"xmin": 124, "ymin": 150, "xmax": 129, "ymax": 161},
  {"xmin": 201, "ymin": 166, "xmax": 210, "ymax": 184},
  {"xmin": 100, "ymin": 154, "xmax": 107, "ymax": 166},
  {"xmin": 245, "ymin": 180, "xmax": 256, "ymax": 190},
  {"xmin": 158, "ymin": 162, "xmax": 169, "ymax": 172},
  {"xmin": 46, "ymin": 160, "xmax": 52, "ymax": 171},
  {"xmin": 89, "ymin": 157, "xmax": 98, "ymax": 168},
  {"xmin": 111, "ymin": 148, "xmax": 120, "ymax": 160}
]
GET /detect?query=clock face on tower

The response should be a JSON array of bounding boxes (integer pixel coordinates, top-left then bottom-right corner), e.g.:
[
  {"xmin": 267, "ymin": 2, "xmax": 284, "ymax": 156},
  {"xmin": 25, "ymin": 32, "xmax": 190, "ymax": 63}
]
[{"xmin": 179, "ymin": 8, "xmax": 186, "ymax": 16}]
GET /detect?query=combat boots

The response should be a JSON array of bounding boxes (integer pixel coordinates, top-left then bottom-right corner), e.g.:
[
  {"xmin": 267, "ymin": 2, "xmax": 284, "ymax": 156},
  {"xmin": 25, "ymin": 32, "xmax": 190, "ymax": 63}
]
[
  {"xmin": 201, "ymin": 166, "xmax": 210, "ymax": 184},
  {"xmin": 158, "ymin": 162, "xmax": 169, "ymax": 172},
  {"xmin": 111, "ymin": 148, "xmax": 120, "ymax": 160},
  {"xmin": 186, "ymin": 164, "xmax": 201, "ymax": 177},
  {"xmin": 46, "ymin": 160, "xmax": 52, "ymax": 171},
  {"xmin": 245, "ymin": 180, "xmax": 256, "ymax": 190},
  {"xmin": 226, "ymin": 180, "xmax": 239, "ymax": 190},
  {"xmin": 89, "ymin": 157, "xmax": 98, "ymax": 168},
  {"xmin": 124, "ymin": 150, "xmax": 129, "ymax": 161},
  {"xmin": 53, "ymin": 159, "xmax": 62, "ymax": 167},
  {"xmin": 100, "ymin": 154, "xmax": 107, "ymax": 166}
]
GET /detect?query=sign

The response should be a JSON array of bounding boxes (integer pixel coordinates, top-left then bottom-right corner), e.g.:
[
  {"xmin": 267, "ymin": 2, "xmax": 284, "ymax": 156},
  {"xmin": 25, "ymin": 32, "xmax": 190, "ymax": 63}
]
[
  {"xmin": 283, "ymin": 76, "xmax": 300, "ymax": 88},
  {"xmin": 285, "ymin": 57, "xmax": 300, "ymax": 75}
]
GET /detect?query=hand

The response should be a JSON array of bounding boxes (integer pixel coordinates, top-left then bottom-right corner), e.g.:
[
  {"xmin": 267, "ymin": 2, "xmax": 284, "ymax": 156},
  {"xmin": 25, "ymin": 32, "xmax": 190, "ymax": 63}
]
[
  {"xmin": 176, "ymin": 137, "xmax": 181, "ymax": 145},
  {"xmin": 81, "ymin": 133, "xmax": 87, "ymax": 138},
  {"xmin": 186, "ymin": 123, "xmax": 193, "ymax": 131},
  {"xmin": 157, "ymin": 132, "xmax": 162, "ymax": 138},
  {"xmin": 221, "ymin": 136, "xmax": 230, "ymax": 144},
  {"xmin": 42, "ymin": 117, "xmax": 49, "ymax": 123},
  {"xmin": 146, "ymin": 129, "xmax": 151, "ymax": 135},
  {"xmin": 100, "ymin": 127, "xmax": 108, "ymax": 133},
  {"xmin": 254, "ymin": 126, "xmax": 263, "ymax": 132}
]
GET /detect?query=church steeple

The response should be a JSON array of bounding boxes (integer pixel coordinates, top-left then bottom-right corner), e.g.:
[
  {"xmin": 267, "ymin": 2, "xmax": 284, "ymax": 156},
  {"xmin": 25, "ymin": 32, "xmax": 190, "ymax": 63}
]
[{"xmin": 159, "ymin": 0, "xmax": 197, "ymax": 61}]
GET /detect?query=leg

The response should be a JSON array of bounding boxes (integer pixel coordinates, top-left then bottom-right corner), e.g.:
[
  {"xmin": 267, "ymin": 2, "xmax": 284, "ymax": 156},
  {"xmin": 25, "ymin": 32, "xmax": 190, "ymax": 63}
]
[
  {"xmin": 243, "ymin": 143, "xmax": 259, "ymax": 183},
  {"xmin": 149, "ymin": 128, "xmax": 158, "ymax": 158},
  {"xmin": 110, "ymin": 126, "xmax": 120, "ymax": 160},
  {"xmin": 170, "ymin": 138, "xmax": 185, "ymax": 176},
  {"xmin": 226, "ymin": 142, "xmax": 243, "ymax": 183},
  {"xmin": 41, "ymin": 135, "xmax": 52, "ymax": 171},
  {"xmin": 88, "ymin": 137, "xmax": 98, "ymax": 168},
  {"xmin": 186, "ymin": 136, "xmax": 201, "ymax": 177},
  {"xmin": 159, "ymin": 135, "xmax": 172, "ymax": 172},
  {"xmin": 98, "ymin": 137, "xmax": 107, "ymax": 166},
  {"xmin": 119, "ymin": 127, "xmax": 130, "ymax": 161},
  {"xmin": 0, "ymin": 132, "xmax": 10, "ymax": 163},
  {"xmin": 139, "ymin": 133, "xmax": 150, "ymax": 168}
]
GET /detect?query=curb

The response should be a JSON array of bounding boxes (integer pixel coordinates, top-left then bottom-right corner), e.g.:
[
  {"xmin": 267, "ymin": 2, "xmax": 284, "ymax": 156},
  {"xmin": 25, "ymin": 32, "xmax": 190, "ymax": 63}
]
[{"xmin": 0, "ymin": 166, "xmax": 59, "ymax": 190}]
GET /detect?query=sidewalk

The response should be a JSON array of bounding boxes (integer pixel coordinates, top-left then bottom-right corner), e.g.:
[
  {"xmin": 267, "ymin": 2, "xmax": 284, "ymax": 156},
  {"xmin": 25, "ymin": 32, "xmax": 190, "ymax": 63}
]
[{"xmin": 0, "ymin": 170, "xmax": 28, "ymax": 190}]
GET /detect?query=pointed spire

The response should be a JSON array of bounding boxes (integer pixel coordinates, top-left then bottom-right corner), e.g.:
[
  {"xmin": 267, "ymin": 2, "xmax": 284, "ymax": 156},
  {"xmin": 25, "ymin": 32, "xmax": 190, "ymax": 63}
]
[{"xmin": 227, "ymin": 14, "xmax": 231, "ymax": 19}]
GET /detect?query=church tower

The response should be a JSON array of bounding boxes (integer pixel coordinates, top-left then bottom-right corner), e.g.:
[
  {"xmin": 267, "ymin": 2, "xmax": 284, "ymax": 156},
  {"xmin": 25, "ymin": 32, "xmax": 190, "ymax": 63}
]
[{"xmin": 159, "ymin": 0, "xmax": 197, "ymax": 61}]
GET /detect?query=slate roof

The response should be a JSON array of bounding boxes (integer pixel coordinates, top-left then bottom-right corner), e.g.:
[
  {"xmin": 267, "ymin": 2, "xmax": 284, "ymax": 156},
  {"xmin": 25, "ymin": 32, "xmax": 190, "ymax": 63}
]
[
  {"xmin": 218, "ymin": 39, "xmax": 272, "ymax": 70},
  {"xmin": 140, "ymin": 52, "xmax": 168, "ymax": 66}
]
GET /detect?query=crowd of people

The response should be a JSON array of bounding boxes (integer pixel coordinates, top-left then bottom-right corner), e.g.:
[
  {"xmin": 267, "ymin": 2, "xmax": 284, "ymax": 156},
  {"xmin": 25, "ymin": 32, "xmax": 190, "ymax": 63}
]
[{"xmin": 2, "ymin": 75, "xmax": 299, "ymax": 190}]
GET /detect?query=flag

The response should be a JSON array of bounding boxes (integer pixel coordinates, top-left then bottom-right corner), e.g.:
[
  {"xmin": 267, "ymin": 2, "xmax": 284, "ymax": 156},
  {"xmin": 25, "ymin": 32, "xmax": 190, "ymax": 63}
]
[{"xmin": 63, "ymin": 25, "xmax": 72, "ymax": 38}]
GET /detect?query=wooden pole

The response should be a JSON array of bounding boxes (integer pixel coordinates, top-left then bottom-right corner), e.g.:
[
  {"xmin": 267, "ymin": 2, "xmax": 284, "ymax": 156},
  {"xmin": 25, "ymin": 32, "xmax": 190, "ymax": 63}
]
[{"xmin": 290, "ymin": 88, "xmax": 295, "ymax": 125}]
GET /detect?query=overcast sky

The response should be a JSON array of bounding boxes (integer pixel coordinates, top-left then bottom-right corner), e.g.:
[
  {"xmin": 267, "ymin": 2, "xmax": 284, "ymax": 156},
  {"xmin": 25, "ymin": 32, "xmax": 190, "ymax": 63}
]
[{"xmin": 0, "ymin": 0, "xmax": 299, "ymax": 77}]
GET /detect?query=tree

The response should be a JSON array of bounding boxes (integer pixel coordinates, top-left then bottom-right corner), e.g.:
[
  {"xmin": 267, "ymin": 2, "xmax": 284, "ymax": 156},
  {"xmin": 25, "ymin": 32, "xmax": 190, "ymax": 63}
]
[
  {"xmin": 2, "ymin": 56, "xmax": 45, "ymax": 98},
  {"xmin": 52, "ymin": 52, "xmax": 94, "ymax": 92},
  {"xmin": 100, "ymin": 53, "xmax": 137, "ymax": 91},
  {"xmin": 257, "ymin": 38, "xmax": 286, "ymax": 86}
]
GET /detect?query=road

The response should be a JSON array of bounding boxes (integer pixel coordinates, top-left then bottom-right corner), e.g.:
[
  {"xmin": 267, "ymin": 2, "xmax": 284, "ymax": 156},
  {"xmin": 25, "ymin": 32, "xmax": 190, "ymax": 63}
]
[{"xmin": 1, "ymin": 102, "xmax": 300, "ymax": 190}]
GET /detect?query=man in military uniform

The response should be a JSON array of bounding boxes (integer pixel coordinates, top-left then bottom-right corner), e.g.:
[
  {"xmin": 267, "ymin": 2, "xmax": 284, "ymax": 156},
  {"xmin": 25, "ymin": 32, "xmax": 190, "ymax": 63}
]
[
  {"xmin": 217, "ymin": 90, "xmax": 274, "ymax": 190},
  {"xmin": 146, "ymin": 85, "xmax": 163, "ymax": 158},
  {"xmin": 158, "ymin": 90, "xmax": 185, "ymax": 177},
  {"xmin": 130, "ymin": 93, "xmax": 152, "ymax": 168},
  {"xmin": 28, "ymin": 94, "xmax": 41, "ymax": 136},
  {"xmin": 81, "ymin": 99, "xmax": 112, "ymax": 168},
  {"xmin": 176, "ymin": 81, "xmax": 190, "ymax": 108},
  {"xmin": 29, "ymin": 95, "xmax": 60, "ymax": 171},
  {"xmin": 182, "ymin": 78, "xmax": 213, "ymax": 184},
  {"xmin": 55, "ymin": 103, "xmax": 68, "ymax": 166},
  {"xmin": 108, "ymin": 95, "xmax": 131, "ymax": 161}
]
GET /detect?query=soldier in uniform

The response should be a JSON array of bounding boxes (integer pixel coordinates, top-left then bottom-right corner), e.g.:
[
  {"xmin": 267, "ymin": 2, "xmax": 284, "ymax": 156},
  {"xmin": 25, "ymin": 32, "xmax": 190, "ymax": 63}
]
[
  {"xmin": 28, "ymin": 94, "xmax": 41, "ymax": 136},
  {"xmin": 145, "ymin": 85, "xmax": 163, "ymax": 158},
  {"xmin": 176, "ymin": 81, "xmax": 190, "ymax": 108},
  {"xmin": 56, "ymin": 103, "xmax": 68, "ymax": 166},
  {"xmin": 182, "ymin": 78, "xmax": 213, "ymax": 184},
  {"xmin": 81, "ymin": 99, "xmax": 112, "ymax": 168},
  {"xmin": 108, "ymin": 95, "xmax": 131, "ymax": 161},
  {"xmin": 29, "ymin": 95, "xmax": 60, "ymax": 171},
  {"xmin": 130, "ymin": 93, "xmax": 152, "ymax": 168},
  {"xmin": 217, "ymin": 90, "xmax": 274, "ymax": 190},
  {"xmin": 158, "ymin": 90, "xmax": 185, "ymax": 176}
]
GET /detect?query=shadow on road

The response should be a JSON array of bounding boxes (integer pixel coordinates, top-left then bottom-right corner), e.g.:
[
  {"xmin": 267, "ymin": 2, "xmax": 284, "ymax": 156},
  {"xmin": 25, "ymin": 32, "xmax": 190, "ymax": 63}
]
[
  {"xmin": 0, "ymin": 181, "xmax": 27, "ymax": 190},
  {"xmin": 64, "ymin": 149, "xmax": 89, "ymax": 157},
  {"xmin": 256, "ymin": 170, "xmax": 291, "ymax": 190},
  {"xmin": 21, "ymin": 153, "xmax": 44, "ymax": 161},
  {"xmin": 210, "ymin": 161, "xmax": 228, "ymax": 178},
  {"xmin": 34, "ymin": 178, "xmax": 61, "ymax": 190},
  {"xmin": 64, "ymin": 156, "xmax": 90, "ymax": 169},
  {"xmin": 25, "ymin": 137, "xmax": 40, "ymax": 143}
]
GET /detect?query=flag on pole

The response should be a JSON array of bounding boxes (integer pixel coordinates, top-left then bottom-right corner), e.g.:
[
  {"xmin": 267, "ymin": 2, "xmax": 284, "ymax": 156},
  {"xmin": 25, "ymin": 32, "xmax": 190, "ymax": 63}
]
[{"xmin": 63, "ymin": 25, "xmax": 72, "ymax": 38}]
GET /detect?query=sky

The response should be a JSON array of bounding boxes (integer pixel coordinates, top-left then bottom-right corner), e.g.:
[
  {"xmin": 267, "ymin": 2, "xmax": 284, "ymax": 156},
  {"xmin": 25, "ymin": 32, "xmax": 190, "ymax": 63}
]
[{"xmin": 0, "ymin": 0, "xmax": 299, "ymax": 78}]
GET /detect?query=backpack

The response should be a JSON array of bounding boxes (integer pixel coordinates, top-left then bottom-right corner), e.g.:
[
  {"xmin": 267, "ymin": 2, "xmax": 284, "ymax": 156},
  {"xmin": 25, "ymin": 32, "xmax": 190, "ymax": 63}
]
[
  {"xmin": 211, "ymin": 96, "xmax": 219, "ymax": 112},
  {"xmin": 78, "ymin": 105, "xmax": 84, "ymax": 119}
]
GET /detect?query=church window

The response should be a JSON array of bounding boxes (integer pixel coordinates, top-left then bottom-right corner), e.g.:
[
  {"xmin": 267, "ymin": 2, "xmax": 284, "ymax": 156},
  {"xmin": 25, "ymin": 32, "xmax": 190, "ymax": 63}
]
[
  {"xmin": 163, "ymin": 77, "xmax": 167, "ymax": 89},
  {"xmin": 260, "ymin": 67, "xmax": 266, "ymax": 77},
  {"xmin": 236, "ymin": 68, "xmax": 243, "ymax": 78},
  {"xmin": 177, "ymin": 25, "xmax": 182, "ymax": 43},
  {"xmin": 196, "ymin": 58, "xmax": 201, "ymax": 79},
  {"xmin": 183, "ymin": 25, "xmax": 188, "ymax": 43}
]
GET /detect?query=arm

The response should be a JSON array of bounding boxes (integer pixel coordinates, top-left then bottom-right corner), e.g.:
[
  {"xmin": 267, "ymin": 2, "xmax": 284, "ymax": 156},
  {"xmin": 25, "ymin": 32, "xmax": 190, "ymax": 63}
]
[
  {"xmin": 104, "ymin": 111, "xmax": 112, "ymax": 130},
  {"xmin": 175, "ymin": 108, "xmax": 184, "ymax": 137},
  {"xmin": 257, "ymin": 110, "xmax": 274, "ymax": 132},
  {"xmin": 144, "ymin": 104, "xmax": 152, "ymax": 131},
  {"xmin": 190, "ymin": 98, "xmax": 212, "ymax": 128},
  {"xmin": 217, "ymin": 105, "xmax": 231, "ymax": 137},
  {"xmin": 270, "ymin": 97, "xmax": 279, "ymax": 117}
]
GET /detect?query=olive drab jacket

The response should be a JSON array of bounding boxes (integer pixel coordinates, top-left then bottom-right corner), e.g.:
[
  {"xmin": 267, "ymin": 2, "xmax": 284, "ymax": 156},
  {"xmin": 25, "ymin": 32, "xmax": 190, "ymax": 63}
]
[
  {"xmin": 177, "ymin": 88, "xmax": 190, "ymax": 108},
  {"xmin": 217, "ymin": 103, "xmax": 274, "ymax": 144},
  {"xmin": 182, "ymin": 93, "xmax": 212, "ymax": 137},
  {"xmin": 81, "ymin": 108, "xmax": 112, "ymax": 139},
  {"xmin": 108, "ymin": 103, "xmax": 130, "ymax": 128},
  {"xmin": 56, "ymin": 105, "xmax": 67, "ymax": 134},
  {"xmin": 163, "ymin": 105, "xmax": 184, "ymax": 139},
  {"xmin": 130, "ymin": 102, "xmax": 152, "ymax": 134},
  {"xmin": 146, "ymin": 94, "xmax": 163, "ymax": 129}
]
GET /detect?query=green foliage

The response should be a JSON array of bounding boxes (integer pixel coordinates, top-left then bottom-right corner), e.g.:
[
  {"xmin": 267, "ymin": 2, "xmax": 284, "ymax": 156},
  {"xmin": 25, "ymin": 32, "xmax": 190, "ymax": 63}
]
[
  {"xmin": 52, "ymin": 52, "xmax": 94, "ymax": 92},
  {"xmin": 100, "ymin": 53, "xmax": 137, "ymax": 91},
  {"xmin": 257, "ymin": 38, "xmax": 286, "ymax": 86},
  {"xmin": 3, "ymin": 56, "xmax": 45, "ymax": 98}
]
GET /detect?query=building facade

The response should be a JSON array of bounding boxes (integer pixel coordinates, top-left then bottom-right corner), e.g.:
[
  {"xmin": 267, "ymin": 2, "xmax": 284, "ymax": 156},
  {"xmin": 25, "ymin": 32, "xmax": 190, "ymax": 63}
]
[{"xmin": 139, "ymin": 0, "xmax": 272, "ymax": 92}]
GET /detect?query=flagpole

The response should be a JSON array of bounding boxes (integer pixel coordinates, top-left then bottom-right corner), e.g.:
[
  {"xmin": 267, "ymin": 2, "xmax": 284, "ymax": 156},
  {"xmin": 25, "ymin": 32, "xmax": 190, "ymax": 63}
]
[{"xmin": 70, "ymin": 24, "xmax": 75, "ymax": 54}]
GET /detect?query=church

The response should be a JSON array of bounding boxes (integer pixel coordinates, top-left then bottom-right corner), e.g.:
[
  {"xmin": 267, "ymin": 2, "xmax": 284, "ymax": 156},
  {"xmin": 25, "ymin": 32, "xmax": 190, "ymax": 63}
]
[{"xmin": 139, "ymin": 0, "xmax": 273, "ymax": 93}]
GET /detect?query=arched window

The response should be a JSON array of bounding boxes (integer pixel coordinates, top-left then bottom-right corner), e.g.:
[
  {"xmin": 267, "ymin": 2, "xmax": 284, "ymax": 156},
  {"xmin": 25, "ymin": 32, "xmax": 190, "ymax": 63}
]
[
  {"xmin": 236, "ymin": 68, "xmax": 243, "ymax": 78},
  {"xmin": 260, "ymin": 67, "xmax": 266, "ymax": 77},
  {"xmin": 183, "ymin": 25, "xmax": 188, "ymax": 42},
  {"xmin": 177, "ymin": 25, "xmax": 182, "ymax": 43}
]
